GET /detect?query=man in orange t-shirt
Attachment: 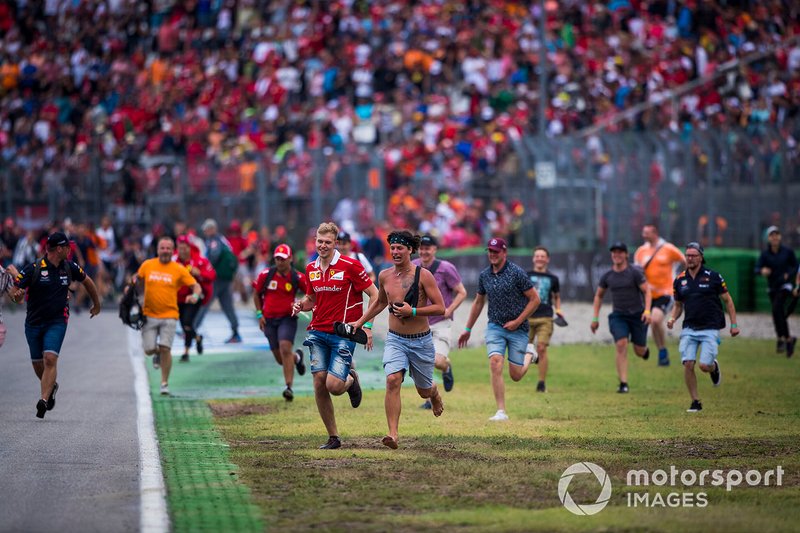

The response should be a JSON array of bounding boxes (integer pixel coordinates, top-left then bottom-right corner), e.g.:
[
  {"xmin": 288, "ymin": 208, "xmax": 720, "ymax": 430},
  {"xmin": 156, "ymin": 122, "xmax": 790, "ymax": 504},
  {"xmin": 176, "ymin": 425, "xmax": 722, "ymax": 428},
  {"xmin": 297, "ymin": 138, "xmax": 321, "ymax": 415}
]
[
  {"xmin": 135, "ymin": 236, "xmax": 201, "ymax": 395},
  {"xmin": 634, "ymin": 223, "xmax": 686, "ymax": 367}
]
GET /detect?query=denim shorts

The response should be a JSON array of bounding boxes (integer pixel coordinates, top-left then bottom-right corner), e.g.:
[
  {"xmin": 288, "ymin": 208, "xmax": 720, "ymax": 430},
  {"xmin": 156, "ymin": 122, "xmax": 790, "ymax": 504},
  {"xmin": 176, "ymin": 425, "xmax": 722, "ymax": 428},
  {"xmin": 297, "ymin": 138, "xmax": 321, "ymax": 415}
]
[
  {"xmin": 383, "ymin": 330, "xmax": 435, "ymax": 389},
  {"xmin": 679, "ymin": 328, "xmax": 720, "ymax": 366},
  {"xmin": 263, "ymin": 315, "xmax": 299, "ymax": 350},
  {"xmin": 303, "ymin": 330, "xmax": 355, "ymax": 381},
  {"xmin": 25, "ymin": 320, "xmax": 68, "ymax": 360},
  {"xmin": 485, "ymin": 322, "xmax": 529, "ymax": 366},
  {"xmin": 608, "ymin": 311, "xmax": 648, "ymax": 346}
]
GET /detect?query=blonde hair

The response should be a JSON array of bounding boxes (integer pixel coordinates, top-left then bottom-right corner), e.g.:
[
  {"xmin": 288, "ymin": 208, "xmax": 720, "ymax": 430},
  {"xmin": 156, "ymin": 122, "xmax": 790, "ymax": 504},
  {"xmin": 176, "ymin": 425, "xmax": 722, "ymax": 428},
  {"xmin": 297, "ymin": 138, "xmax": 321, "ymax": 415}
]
[{"xmin": 317, "ymin": 221, "xmax": 339, "ymax": 239}]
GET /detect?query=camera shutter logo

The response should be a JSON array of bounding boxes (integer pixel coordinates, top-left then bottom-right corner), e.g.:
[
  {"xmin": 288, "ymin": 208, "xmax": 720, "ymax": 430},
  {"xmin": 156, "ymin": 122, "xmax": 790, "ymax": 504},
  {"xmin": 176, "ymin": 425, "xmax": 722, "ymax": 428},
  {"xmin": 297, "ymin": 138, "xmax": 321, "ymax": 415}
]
[{"xmin": 558, "ymin": 462, "xmax": 613, "ymax": 516}]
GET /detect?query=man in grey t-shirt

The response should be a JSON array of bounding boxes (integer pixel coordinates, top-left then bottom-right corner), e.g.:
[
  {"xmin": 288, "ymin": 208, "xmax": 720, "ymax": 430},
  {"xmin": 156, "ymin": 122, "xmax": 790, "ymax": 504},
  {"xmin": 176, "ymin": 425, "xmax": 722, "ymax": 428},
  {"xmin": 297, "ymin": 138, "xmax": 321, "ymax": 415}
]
[{"xmin": 590, "ymin": 242, "xmax": 652, "ymax": 393}]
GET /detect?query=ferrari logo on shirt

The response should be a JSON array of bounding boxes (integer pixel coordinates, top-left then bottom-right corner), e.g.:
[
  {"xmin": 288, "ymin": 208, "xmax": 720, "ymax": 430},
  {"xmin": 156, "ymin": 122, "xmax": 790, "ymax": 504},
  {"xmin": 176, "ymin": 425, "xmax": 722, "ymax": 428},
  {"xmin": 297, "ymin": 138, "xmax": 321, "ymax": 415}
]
[
  {"xmin": 310, "ymin": 271, "xmax": 321, "ymax": 281},
  {"xmin": 284, "ymin": 282, "xmax": 293, "ymax": 292},
  {"xmin": 330, "ymin": 270, "xmax": 345, "ymax": 281}
]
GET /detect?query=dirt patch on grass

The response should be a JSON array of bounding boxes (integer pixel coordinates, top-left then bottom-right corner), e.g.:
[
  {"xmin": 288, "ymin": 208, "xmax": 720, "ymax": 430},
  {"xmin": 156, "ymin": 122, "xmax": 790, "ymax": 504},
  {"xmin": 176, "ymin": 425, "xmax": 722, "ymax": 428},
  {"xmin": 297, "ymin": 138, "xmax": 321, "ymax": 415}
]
[{"xmin": 209, "ymin": 402, "xmax": 277, "ymax": 418}]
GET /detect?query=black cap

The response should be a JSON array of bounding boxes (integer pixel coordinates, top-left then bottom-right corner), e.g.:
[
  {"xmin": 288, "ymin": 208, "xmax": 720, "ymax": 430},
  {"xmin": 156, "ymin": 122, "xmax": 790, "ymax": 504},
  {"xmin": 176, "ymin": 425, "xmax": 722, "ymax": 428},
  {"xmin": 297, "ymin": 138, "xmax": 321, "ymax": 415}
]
[
  {"xmin": 420, "ymin": 234, "xmax": 438, "ymax": 247},
  {"xmin": 336, "ymin": 231, "xmax": 351, "ymax": 243},
  {"xmin": 686, "ymin": 242, "xmax": 704, "ymax": 255},
  {"xmin": 47, "ymin": 232, "xmax": 69, "ymax": 248},
  {"xmin": 609, "ymin": 241, "xmax": 628, "ymax": 253}
]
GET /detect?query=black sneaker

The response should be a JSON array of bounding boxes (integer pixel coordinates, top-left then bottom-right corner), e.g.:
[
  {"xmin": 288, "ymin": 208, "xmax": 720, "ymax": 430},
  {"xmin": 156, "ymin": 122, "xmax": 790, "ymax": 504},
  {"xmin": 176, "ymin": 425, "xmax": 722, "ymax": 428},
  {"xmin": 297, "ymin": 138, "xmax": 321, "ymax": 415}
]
[
  {"xmin": 153, "ymin": 353, "xmax": 161, "ymax": 369},
  {"xmin": 442, "ymin": 364, "xmax": 454, "ymax": 392},
  {"xmin": 195, "ymin": 335, "xmax": 204, "ymax": 355},
  {"xmin": 295, "ymin": 349, "xmax": 306, "ymax": 376},
  {"xmin": 642, "ymin": 348, "xmax": 650, "ymax": 361},
  {"xmin": 420, "ymin": 400, "xmax": 432, "ymax": 409},
  {"xmin": 319, "ymin": 436, "xmax": 341, "ymax": 449},
  {"xmin": 347, "ymin": 369, "xmax": 362, "ymax": 408},
  {"xmin": 617, "ymin": 382, "xmax": 629, "ymax": 394},
  {"xmin": 180, "ymin": 353, "xmax": 190, "ymax": 363},
  {"xmin": 36, "ymin": 399, "xmax": 47, "ymax": 419},
  {"xmin": 710, "ymin": 361, "xmax": 721, "ymax": 387},
  {"xmin": 536, "ymin": 381, "xmax": 546, "ymax": 393},
  {"xmin": 787, "ymin": 337, "xmax": 797, "ymax": 358},
  {"xmin": 687, "ymin": 399, "xmax": 702, "ymax": 412},
  {"xmin": 777, "ymin": 339, "xmax": 786, "ymax": 353},
  {"xmin": 47, "ymin": 382, "xmax": 59, "ymax": 411},
  {"xmin": 283, "ymin": 386, "xmax": 294, "ymax": 402}
]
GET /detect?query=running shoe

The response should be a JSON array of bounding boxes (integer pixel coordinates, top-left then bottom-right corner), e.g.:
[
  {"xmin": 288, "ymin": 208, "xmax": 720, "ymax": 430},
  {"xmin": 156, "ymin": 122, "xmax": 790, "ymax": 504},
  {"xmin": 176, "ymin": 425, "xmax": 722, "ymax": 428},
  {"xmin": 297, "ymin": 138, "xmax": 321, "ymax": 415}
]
[
  {"xmin": 687, "ymin": 400, "xmax": 702, "ymax": 412},
  {"xmin": 295, "ymin": 349, "xmax": 306, "ymax": 376},
  {"xmin": 283, "ymin": 386, "xmax": 294, "ymax": 402},
  {"xmin": 489, "ymin": 410, "xmax": 509, "ymax": 421},
  {"xmin": 442, "ymin": 364, "xmax": 454, "ymax": 392},
  {"xmin": 319, "ymin": 436, "xmax": 341, "ymax": 449},
  {"xmin": 36, "ymin": 399, "xmax": 47, "ymax": 419},
  {"xmin": 47, "ymin": 382, "xmax": 59, "ymax": 410},
  {"xmin": 710, "ymin": 361, "xmax": 721, "ymax": 386}
]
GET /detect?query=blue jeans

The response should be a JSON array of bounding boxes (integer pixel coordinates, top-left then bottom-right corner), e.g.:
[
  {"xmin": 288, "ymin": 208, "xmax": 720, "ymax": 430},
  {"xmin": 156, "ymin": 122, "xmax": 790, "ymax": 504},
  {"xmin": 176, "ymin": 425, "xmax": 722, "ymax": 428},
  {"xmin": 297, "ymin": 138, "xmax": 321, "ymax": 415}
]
[
  {"xmin": 303, "ymin": 330, "xmax": 355, "ymax": 381},
  {"xmin": 25, "ymin": 320, "xmax": 68, "ymax": 360},
  {"xmin": 679, "ymin": 328, "xmax": 720, "ymax": 366}
]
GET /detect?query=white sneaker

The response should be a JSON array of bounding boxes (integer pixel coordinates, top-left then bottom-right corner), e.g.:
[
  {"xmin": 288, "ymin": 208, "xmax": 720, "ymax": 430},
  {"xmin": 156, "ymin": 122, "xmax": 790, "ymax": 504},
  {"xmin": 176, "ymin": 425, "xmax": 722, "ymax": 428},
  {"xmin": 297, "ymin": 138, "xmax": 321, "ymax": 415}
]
[
  {"xmin": 160, "ymin": 383, "xmax": 170, "ymax": 395},
  {"xmin": 526, "ymin": 343, "xmax": 539, "ymax": 365},
  {"xmin": 489, "ymin": 410, "xmax": 509, "ymax": 421}
]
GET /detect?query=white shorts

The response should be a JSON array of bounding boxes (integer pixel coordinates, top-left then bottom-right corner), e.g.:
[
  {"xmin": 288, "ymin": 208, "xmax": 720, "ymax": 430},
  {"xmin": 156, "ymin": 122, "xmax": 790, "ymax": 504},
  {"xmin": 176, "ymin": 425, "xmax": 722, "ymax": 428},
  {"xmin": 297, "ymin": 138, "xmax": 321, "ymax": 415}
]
[
  {"xmin": 142, "ymin": 317, "xmax": 177, "ymax": 352},
  {"xmin": 430, "ymin": 320, "xmax": 452, "ymax": 357}
]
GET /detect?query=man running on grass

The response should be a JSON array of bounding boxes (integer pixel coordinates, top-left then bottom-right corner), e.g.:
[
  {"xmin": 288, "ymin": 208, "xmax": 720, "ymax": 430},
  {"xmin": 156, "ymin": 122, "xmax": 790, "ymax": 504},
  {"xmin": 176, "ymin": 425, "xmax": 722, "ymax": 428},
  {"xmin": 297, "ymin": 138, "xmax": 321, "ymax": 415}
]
[
  {"xmin": 292, "ymin": 222, "xmax": 379, "ymax": 450},
  {"xmin": 354, "ymin": 230, "xmax": 445, "ymax": 449}
]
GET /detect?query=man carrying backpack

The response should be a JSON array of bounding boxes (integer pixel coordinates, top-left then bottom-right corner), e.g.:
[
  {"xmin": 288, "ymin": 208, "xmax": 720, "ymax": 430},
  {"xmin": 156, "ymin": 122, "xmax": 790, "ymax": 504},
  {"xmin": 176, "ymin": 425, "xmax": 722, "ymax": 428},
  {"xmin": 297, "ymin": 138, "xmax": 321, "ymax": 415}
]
[
  {"xmin": 253, "ymin": 244, "xmax": 309, "ymax": 401},
  {"xmin": 196, "ymin": 219, "xmax": 241, "ymax": 343}
]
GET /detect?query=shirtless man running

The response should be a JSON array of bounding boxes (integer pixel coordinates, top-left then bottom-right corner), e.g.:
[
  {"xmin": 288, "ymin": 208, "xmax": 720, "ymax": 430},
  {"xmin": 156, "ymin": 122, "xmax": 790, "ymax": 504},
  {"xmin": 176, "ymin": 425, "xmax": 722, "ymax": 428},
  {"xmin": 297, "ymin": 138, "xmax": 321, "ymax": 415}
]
[{"xmin": 353, "ymin": 230, "xmax": 445, "ymax": 449}]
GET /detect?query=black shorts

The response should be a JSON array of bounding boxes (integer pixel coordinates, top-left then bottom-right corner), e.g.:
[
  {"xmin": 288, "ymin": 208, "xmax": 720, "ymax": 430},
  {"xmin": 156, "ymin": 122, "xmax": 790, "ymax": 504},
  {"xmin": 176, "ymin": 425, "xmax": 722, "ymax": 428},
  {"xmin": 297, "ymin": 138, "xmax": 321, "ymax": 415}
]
[
  {"xmin": 263, "ymin": 315, "xmax": 299, "ymax": 351},
  {"xmin": 651, "ymin": 296, "xmax": 673, "ymax": 313}
]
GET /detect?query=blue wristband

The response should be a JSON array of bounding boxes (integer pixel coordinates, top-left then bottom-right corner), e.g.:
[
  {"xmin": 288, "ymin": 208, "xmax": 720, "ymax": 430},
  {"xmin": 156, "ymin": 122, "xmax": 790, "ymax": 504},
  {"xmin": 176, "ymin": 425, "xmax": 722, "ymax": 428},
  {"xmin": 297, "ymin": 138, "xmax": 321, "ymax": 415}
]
[{"xmin": 412, "ymin": 307, "xmax": 417, "ymax": 317}]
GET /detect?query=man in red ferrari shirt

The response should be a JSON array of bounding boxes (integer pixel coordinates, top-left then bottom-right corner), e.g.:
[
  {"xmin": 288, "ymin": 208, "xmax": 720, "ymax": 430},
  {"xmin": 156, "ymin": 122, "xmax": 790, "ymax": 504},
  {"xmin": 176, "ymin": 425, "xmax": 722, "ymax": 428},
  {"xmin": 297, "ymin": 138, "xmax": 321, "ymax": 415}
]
[
  {"xmin": 253, "ymin": 243, "xmax": 309, "ymax": 402},
  {"xmin": 291, "ymin": 222, "xmax": 379, "ymax": 450},
  {"xmin": 175, "ymin": 235, "xmax": 216, "ymax": 362}
]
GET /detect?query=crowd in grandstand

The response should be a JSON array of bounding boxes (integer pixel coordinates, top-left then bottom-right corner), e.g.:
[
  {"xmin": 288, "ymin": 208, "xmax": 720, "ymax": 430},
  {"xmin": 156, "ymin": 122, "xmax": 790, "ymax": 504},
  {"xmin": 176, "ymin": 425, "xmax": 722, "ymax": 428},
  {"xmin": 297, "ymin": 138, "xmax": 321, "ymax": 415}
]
[{"xmin": 1, "ymin": 0, "xmax": 799, "ymax": 245}]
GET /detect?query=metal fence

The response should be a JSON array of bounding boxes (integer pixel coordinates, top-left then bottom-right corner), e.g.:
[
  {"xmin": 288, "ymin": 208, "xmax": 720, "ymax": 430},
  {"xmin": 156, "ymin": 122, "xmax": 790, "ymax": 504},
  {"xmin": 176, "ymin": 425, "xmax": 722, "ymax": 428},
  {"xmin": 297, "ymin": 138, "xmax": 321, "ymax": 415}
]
[{"xmin": 2, "ymin": 120, "xmax": 798, "ymax": 251}]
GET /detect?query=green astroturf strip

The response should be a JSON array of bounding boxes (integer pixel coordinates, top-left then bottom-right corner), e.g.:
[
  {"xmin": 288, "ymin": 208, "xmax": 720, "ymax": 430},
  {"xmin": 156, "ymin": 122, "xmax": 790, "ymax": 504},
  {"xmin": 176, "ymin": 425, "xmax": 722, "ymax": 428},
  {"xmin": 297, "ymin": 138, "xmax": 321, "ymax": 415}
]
[{"xmin": 151, "ymin": 397, "xmax": 264, "ymax": 533}]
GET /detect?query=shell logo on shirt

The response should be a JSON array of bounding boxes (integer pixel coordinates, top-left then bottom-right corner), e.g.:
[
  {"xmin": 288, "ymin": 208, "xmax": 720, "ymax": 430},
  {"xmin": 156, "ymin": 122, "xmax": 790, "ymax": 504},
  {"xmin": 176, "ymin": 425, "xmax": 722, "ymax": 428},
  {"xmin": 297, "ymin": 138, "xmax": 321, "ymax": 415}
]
[
  {"xmin": 310, "ymin": 271, "xmax": 321, "ymax": 281},
  {"xmin": 268, "ymin": 280, "xmax": 278, "ymax": 290}
]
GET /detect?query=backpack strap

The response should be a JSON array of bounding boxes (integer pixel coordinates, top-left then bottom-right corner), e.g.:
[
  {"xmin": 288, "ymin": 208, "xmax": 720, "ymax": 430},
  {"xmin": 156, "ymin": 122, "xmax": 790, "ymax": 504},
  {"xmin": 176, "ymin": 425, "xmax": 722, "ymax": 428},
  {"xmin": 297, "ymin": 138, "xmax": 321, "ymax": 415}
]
[{"xmin": 426, "ymin": 259, "xmax": 441, "ymax": 275}]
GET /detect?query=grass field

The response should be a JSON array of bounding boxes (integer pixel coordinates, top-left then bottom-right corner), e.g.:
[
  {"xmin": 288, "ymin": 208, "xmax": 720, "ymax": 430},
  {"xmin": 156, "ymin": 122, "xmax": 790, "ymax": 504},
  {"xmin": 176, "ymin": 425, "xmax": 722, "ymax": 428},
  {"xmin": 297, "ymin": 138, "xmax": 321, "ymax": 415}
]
[{"xmin": 210, "ymin": 338, "xmax": 800, "ymax": 532}]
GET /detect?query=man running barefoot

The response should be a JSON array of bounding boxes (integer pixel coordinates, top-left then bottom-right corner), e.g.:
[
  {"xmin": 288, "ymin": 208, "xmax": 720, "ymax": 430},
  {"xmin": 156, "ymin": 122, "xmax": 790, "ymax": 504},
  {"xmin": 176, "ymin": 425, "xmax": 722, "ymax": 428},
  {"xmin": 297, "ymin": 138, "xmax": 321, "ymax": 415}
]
[{"xmin": 354, "ymin": 230, "xmax": 445, "ymax": 449}]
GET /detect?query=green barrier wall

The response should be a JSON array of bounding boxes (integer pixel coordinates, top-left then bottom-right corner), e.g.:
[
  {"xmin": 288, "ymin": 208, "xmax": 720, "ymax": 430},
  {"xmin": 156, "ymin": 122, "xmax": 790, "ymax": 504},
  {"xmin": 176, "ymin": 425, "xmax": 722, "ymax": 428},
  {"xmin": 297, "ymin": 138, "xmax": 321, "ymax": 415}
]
[{"xmin": 702, "ymin": 249, "xmax": 758, "ymax": 312}]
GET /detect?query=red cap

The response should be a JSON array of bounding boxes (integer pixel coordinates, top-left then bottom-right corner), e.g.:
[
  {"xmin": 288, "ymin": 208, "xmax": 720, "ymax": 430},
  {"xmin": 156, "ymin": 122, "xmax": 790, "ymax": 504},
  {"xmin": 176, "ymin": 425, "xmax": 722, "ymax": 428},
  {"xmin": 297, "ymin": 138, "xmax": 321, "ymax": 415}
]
[
  {"xmin": 176, "ymin": 235, "xmax": 190, "ymax": 245},
  {"xmin": 274, "ymin": 243, "xmax": 292, "ymax": 259},
  {"xmin": 487, "ymin": 237, "xmax": 507, "ymax": 252}
]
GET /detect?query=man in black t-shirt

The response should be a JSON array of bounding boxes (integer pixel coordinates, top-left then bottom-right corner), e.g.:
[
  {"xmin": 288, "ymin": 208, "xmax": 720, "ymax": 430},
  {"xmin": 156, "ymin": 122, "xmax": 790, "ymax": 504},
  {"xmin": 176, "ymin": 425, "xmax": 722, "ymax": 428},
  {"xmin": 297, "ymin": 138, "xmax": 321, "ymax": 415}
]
[
  {"xmin": 668, "ymin": 242, "xmax": 739, "ymax": 413},
  {"xmin": 526, "ymin": 246, "xmax": 563, "ymax": 393},
  {"xmin": 14, "ymin": 232, "xmax": 101, "ymax": 419},
  {"xmin": 755, "ymin": 226, "xmax": 798, "ymax": 356},
  {"xmin": 590, "ymin": 242, "xmax": 652, "ymax": 394}
]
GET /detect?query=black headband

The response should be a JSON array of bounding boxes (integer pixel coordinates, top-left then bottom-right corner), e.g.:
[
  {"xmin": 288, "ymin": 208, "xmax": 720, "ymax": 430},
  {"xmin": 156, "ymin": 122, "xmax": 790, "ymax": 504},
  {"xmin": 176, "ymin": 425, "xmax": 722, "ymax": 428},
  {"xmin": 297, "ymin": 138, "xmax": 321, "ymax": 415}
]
[{"xmin": 388, "ymin": 234, "xmax": 415, "ymax": 249}]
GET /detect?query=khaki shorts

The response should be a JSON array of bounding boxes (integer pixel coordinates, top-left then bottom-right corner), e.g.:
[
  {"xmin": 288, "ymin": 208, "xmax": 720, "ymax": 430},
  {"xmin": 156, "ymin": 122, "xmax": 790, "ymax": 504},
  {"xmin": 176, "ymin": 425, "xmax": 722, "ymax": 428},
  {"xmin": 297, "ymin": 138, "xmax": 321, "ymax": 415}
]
[
  {"xmin": 142, "ymin": 317, "xmax": 177, "ymax": 352},
  {"xmin": 431, "ymin": 320, "xmax": 452, "ymax": 357},
  {"xmin": 527, "ymin": 317, "xmax": 554, "ymax": 346}
]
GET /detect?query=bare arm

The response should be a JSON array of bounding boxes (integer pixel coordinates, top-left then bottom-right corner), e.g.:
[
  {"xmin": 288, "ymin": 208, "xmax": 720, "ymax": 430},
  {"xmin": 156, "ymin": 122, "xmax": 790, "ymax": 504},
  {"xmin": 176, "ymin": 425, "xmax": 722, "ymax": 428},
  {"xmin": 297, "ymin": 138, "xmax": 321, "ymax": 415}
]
[
  {"xmin": 390, "ymin": 269, "xmax": 445, "ymax": 318},
  {"xmin": 720, "ymin": 292, "xmax": 740, "ymax": 337},
  {"xmin": 457, "ymin": 293, "xmax": 486, "ymax": 348},
  {"xmin": 82, "ymin": 276, "xmax": 102, "ymax": 317},
  {"xmin": 639, "ymin": 281, "xmax": 652, "ymax": 324},
  {"xmin": 445, "ymin": 282, "xmax": 468, "ymax": 320},
  {"xmin": 553, "ymin": 291, "xmax": 563, "ymax": 316},
  {"xmin": 667, "ymin": 301, "xmax": 683, "ymax": 329},
  {"xmin": 590, "ymin": 287, "xmax": 605, "ymax": 333},
  {"xmin": 354, "ymin": 272, "xmax": 390, "ymax": 327}
]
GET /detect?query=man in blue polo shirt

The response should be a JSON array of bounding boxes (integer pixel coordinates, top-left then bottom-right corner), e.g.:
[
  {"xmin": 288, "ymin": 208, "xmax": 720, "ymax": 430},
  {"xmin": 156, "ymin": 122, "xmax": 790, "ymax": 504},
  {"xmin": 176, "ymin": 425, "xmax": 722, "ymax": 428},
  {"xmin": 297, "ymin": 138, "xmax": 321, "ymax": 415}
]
[
  {"xmin": 14, "ymin": 232, "xmax": 102, "ymax": 418},
  {"xmin": 668, "ymin": 242, "xmax": 740, "ymax": 413},
  {"xmin": 458, "ymin": 237, "xmax": 540, "ymax": 421}
]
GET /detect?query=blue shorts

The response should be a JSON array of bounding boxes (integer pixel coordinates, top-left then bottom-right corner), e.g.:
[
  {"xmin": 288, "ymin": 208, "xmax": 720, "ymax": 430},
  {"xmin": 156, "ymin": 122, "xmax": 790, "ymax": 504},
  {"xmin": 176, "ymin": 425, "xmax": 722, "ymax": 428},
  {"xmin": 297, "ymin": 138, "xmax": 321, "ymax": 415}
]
[
  {"xmin": 679, "ymin": 328, "xmax": 719, "ymax": 367},
  {"xmin": 485, "ymin": 322, "xmax": 528, "ymax": 366},
  {"xmin": 608, "ymin": 311, "xmax": 648, "ymax": 346},
  {"xmin": 25, "ymin": 320, "xmax": 68, "ymax": 360},
  {"xmin": 263, "ymin": 315, "xmax": 299, "ymax": 351},
  {"xmin": 383, "ymin": 330, "xmax": 435, "ymax": 389},
  {"xmin": 303, "ymin": 330, "xmax": 355, "ymax": 381}
]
